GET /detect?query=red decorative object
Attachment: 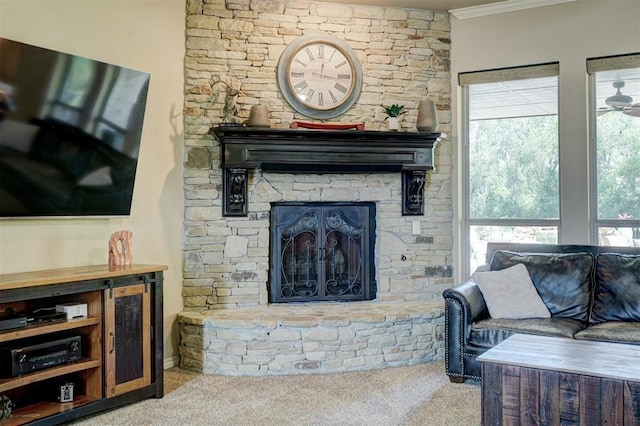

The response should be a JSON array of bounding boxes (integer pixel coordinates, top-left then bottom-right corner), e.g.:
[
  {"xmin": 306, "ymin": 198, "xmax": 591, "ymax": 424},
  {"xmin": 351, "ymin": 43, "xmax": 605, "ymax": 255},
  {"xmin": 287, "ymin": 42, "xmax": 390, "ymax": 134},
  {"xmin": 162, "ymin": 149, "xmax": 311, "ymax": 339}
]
[{"xmin": 290, "ymin": 121, "xmax": 365, "ymax": 131}]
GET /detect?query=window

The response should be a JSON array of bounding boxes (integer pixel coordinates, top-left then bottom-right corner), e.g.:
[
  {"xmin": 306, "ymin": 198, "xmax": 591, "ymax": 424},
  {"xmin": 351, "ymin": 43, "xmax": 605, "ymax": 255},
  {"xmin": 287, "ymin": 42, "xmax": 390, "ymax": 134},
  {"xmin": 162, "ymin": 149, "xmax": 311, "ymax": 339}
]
[
  {"xmin": 460, "ymin": 64, "xmax": 560, "ymax": 274},
  {"xmin": 46, "ymin": 56, "xmax": 148, "ymax": 155},
  {"xmin": 50, "ymin": 56, "xmax": 97, "ymax": 125},
  {"xmin": 95, "ymin": 68, "xmax": 149, "ymax": 152},
  {"xmin": 589, "ymin": 54, "xmax": 640, "ymax": 248}
]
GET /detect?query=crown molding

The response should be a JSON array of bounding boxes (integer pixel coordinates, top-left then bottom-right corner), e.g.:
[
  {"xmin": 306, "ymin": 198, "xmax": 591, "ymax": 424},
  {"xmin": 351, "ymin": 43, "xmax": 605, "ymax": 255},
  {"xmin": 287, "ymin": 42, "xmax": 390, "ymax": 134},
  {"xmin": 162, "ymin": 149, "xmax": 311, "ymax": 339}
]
[{"xmin": 450, "ymin": 0, "xmax": 577, "ymax": 19}]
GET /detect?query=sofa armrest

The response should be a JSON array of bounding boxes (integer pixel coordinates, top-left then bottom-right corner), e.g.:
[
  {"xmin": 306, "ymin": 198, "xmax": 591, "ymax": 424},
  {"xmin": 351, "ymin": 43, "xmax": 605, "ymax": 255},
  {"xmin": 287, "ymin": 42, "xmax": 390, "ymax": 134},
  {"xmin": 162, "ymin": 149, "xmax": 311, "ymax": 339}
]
[{"xmin": 442, "ymin": 280, "xmax": 488, "ymax": 379}]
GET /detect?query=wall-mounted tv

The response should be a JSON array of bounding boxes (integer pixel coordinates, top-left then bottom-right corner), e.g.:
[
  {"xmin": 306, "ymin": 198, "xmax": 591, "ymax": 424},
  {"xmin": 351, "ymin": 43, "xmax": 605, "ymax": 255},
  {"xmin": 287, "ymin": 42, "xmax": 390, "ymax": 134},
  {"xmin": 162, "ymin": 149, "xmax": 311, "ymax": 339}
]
[{"xmin": 0, "ymin": 38, "xmax": 150, "ymax": 218}]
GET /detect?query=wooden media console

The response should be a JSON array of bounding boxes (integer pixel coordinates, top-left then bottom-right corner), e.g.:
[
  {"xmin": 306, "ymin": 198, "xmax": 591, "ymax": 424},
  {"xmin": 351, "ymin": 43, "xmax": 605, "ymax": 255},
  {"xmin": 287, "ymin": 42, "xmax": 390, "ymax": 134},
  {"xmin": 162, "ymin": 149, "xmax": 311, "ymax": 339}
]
[{"xmin": 0, "ymin": 264, "xmax": 166, "ymax": 425}]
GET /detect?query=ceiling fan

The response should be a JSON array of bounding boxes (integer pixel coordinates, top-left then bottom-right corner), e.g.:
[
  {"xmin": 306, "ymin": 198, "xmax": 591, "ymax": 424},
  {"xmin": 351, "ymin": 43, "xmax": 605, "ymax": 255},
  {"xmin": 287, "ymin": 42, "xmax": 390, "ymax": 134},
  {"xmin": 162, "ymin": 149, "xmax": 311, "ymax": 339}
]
[{"xmin": 598, "ymin": 81, "xmax": 640, "ymax": 117}]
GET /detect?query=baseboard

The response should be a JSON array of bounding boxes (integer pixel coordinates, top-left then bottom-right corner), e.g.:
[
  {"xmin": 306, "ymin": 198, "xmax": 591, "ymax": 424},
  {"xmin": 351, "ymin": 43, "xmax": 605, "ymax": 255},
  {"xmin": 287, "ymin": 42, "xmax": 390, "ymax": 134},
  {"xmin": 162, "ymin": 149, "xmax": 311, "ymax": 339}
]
[{"xmin": 164, "ymin": 355, "xmax": 179, "ymax": 369}]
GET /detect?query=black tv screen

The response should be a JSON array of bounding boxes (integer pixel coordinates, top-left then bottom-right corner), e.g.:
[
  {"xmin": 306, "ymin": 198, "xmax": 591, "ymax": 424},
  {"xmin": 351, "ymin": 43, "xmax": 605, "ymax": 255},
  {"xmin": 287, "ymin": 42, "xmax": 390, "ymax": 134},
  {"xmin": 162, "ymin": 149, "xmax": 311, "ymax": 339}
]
[{"xmin": 0, "ymin": 38, "xmax": 150, "ymax": 218}]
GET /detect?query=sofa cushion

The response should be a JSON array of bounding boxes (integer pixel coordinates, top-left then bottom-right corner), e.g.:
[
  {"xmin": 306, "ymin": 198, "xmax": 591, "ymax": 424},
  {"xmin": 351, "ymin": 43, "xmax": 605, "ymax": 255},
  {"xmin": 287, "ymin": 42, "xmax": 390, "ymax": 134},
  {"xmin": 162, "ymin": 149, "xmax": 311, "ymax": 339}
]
[
  {"xmin": 0, "ymin": 120, "xmax": 39, "ymax": 153},
  {"xmin": 49, "ymin": 139, "xmax": 95, "ymax": 179},
  {"xmin": 78, "ymin": 166, "xmax": 113, "ymax": 186},
  {"xmin": 30, "ymin": 124, "xmax": 64, "ymax": 162},
  {"xmin": 469, "ymin": 317, "xmax": 585, "ymax": 348},
  {"xmin": 490, "ymin": 250, "xmax": 594, "ymax": 321},
  {"xmin": 472, "ymin": 263, "xmax": 550, "ymax": 319},
  {"xmin": 591, "ymin": 253, "xmax": 640, "ymax": 323},
  {"xmin": 575, "ymin": 321, "xmax": 640, "ymax": 345},
  {"xmin": 0, "ymin": 150, "xmax": 75, "ymax": 206},
  {"xmin": 29, "ymin": 119, "xmax": 116, "ymax": 181}
]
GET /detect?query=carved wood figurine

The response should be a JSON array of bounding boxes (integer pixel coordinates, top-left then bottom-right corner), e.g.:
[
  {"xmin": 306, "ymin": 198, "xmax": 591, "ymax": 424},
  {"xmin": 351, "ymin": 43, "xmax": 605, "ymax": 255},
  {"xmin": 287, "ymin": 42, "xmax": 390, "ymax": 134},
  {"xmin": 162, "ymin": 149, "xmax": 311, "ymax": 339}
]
[{"xmin": 108, "ymin": 230, "xmax": 133, "ymax": 266}]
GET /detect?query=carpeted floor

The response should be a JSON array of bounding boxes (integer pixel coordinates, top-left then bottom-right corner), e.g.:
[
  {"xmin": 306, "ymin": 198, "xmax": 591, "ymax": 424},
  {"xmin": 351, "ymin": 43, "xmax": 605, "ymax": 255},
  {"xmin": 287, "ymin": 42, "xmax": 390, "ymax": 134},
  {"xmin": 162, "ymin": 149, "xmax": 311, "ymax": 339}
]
[{"xmin": 70, "ymin": 361, "xmax": 480, "ymax": 425}]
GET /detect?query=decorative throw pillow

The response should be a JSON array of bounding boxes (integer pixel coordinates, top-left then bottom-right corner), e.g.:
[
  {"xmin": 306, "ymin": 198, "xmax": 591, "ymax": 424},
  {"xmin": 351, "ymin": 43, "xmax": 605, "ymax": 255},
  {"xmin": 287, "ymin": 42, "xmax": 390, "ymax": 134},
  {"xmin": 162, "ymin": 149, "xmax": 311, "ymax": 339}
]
[
  {"xmin": 0, "ymin": 120, "xmax": 40, "ymax": 153},
  {"xmin": 472, "ymin": 263, "xmax": 550, "ymax": 319},
  {"xmin": 490, "ymin": 250, "xmax": 594, "ymax": 321},
  {"xmin": 78, "ymin": 166, "xmax": 113, "ymax": 186}
]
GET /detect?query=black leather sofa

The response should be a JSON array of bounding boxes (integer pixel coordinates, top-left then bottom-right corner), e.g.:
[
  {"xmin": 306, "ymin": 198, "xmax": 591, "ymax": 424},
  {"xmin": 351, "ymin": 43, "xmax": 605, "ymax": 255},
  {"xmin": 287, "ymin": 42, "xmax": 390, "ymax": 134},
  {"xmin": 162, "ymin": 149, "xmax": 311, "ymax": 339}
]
[
  {"xmin": 0, "ymin": 118, "xmax": 136, "ymax": 216},
  {"xmin": 443, "ymin": 242, "xmax": 640, "ymax": 382}
]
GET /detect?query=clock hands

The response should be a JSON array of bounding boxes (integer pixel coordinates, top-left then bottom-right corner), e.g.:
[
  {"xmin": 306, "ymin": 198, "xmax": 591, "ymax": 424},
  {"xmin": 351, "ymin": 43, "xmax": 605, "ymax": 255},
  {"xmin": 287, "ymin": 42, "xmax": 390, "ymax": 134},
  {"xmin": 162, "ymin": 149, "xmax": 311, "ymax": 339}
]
[{"xmin": 311, "ymin": 71, "xmax": 349, "ymax": 81}]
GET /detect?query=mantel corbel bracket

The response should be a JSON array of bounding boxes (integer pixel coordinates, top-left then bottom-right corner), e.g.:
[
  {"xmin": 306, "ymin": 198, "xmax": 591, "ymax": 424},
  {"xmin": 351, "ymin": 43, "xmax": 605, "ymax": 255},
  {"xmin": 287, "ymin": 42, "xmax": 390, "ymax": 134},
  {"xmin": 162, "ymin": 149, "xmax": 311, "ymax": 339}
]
[
  {"xmin": 402, "ymin": 170, "xmax": 427, "ymax": 216},
  {"xmin": 223, "ymin": 168, "xmax": 248, "ymax": 217}
]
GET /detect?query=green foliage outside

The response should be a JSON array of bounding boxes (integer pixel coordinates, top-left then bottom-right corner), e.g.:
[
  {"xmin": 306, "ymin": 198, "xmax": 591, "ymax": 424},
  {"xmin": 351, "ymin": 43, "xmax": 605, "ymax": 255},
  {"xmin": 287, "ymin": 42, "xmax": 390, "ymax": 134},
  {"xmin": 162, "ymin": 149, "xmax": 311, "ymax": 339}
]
[
  {"xmin": 597, "ymin": 113, "xmax": 640, "ymax": 220},
  {"xmin": 468, "ymin": 116, "xmax": 559, "ymax": 219},
  {"xmin": 61, "ymin": 57, "xmax": 94, "ymax": 107},
  {"xmin": 468, "ymin": 111, "xmax": 640, "ymax": 232}
]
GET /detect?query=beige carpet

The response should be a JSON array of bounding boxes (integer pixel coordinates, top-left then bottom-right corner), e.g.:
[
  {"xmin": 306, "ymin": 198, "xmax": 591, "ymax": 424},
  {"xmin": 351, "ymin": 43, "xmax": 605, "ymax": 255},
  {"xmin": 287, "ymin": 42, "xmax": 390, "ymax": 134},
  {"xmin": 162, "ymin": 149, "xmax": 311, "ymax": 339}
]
[{"xmin": 72, "ymin": 361, "xmax": 480, "ymax": 426}]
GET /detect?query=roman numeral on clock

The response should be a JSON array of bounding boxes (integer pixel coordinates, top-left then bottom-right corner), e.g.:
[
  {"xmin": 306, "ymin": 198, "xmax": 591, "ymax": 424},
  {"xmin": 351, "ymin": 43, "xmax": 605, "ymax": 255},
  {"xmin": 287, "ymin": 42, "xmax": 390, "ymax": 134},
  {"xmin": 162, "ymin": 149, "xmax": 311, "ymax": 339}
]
[
  {"xmin": 294, "ymin": 58, "xmax": 307, "ymax": 68},
  {"xmin": 290, "ymin": 71, "xmax": 304, "ymax": 78},
  {"xmin": 318, "ymin": 45, "xmax": 324, "ymax": 60},
  {"xmin": 305, "ymin": 89, "xmax": 315, "ymax": 103},
  {"xmin": 329, "ymin": 90, "xmax": 338, "ymax": 103},
  {"xmin": 294, "ymin": 81, "xmax": 308, "ymax": 92},
  {"xmin": 337, "ymin": 74, "xmax": 351, "ymax": 80},
  {"xmin": 304, "ymin": 47, "xmax": 315, "ymax": 61},
  {"xmin": 334, "ymin": 61, "xmax": 347, "ymax": 69},
  {"xmin": 318, "ymin": 92, "xmax": 324, "ymax": 106},
  {"xmin": 334, "ymin": 82, "xmax": 348, "ymax": 94}
]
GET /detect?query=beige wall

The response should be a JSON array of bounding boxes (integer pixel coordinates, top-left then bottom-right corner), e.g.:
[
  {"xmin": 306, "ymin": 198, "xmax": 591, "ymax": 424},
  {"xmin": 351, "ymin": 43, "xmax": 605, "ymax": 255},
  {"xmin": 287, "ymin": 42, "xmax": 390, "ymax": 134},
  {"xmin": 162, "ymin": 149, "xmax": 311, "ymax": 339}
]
[
  {"xmin": 0, "ymin": 0, "xmax": 186, "ymax": 367},
  {"xmin": 450, "ymin": 0, "xmax": 640, "ymax": 281}
]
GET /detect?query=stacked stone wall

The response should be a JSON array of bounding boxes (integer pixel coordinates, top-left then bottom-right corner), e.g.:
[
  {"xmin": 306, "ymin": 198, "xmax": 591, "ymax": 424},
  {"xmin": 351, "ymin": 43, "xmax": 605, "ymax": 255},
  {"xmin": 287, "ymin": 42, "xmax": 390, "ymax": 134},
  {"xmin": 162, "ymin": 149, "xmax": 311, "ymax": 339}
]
[{"xmin": 183, "ymin": 0, "xmax": 454, "ymax": 310}]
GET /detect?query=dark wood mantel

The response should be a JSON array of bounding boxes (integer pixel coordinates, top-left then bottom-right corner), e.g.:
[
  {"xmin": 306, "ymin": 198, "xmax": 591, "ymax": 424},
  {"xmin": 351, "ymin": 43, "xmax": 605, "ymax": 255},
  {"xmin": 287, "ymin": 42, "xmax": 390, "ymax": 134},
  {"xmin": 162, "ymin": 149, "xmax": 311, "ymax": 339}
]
[{"xmin": 211, "ymin": 127, "xmax": 441, "ymax": 216}]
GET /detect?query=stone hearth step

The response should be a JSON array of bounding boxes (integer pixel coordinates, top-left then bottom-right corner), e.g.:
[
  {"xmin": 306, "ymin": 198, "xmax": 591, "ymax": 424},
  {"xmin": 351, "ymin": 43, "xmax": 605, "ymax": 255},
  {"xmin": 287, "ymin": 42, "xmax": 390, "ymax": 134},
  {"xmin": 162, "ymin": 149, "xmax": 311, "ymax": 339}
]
[{"xmin": 178, "ymin": 301, "xmax": 445, "ymax": 375}]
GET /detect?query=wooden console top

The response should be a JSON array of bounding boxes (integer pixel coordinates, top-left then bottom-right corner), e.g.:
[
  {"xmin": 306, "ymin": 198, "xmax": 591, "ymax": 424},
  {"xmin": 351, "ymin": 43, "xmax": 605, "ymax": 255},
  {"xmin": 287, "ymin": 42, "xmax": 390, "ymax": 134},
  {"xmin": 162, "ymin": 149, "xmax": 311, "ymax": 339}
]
[{"xmin": 0, "ymin": 264, "xmax": 168, "ymax": 291}]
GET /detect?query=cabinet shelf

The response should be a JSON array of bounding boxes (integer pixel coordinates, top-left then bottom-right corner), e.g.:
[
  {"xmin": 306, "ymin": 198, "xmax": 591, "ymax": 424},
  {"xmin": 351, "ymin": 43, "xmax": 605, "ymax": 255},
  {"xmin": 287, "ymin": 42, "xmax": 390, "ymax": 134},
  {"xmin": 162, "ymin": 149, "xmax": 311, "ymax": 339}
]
[
  {"xmin": 0, "ymin": 317, "xmax": 101, "ymax": 343},
  {"xmin": 0, "ymin": 395, "xmax": 99, "ymax": 426},
  {"xmin": 0, "ymin": 359, "xmax": 101, "ymax": 393}
]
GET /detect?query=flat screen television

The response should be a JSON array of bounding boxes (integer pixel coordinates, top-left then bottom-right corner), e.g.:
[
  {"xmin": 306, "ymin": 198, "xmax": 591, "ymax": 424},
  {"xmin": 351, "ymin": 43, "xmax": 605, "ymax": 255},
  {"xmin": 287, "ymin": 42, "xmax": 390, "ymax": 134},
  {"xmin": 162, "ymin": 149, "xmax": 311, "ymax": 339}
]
[{"xmin": 0, "ymin": 38, "xmax": 150, "ymax": 218}]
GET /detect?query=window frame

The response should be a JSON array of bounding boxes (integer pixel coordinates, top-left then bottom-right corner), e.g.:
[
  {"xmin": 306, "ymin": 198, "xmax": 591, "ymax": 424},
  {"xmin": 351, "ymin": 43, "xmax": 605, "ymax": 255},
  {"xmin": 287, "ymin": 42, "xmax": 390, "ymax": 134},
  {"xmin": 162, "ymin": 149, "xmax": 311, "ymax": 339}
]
[
  {"xmin": 588, "ymin": 55, "xmax": 640, "ymax": 245},
  {"xmin": 460, "ymin": 64, "xmax": 561, "ymax": 277}
]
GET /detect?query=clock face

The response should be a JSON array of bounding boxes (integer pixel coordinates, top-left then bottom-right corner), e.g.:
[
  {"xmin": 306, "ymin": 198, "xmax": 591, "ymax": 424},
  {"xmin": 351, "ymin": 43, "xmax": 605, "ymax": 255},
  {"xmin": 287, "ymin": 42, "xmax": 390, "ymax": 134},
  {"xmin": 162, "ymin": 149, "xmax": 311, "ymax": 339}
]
[
  {"xmin": 277, "ymin": 34, "xmax": 363, "ymax": 119},
  {"xmin": 287, "ymin": 42, "xmax": 355, "ymax": 111}
]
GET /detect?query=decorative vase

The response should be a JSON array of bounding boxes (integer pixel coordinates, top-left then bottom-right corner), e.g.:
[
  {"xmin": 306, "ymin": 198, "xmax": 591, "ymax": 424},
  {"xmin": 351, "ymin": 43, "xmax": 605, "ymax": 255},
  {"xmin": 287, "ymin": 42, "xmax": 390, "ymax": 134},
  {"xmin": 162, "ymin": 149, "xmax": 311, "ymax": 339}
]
[
  {"xmin": 417, "ymin": 99, "xmax": 439, "ymax": 132},
  {"xmin": 387, "ymin": 116, "xmax": 399, "ymax": 131},
  {"xmin": 247, "ymin": 105, "xmax": 271, "ymax": 127}
]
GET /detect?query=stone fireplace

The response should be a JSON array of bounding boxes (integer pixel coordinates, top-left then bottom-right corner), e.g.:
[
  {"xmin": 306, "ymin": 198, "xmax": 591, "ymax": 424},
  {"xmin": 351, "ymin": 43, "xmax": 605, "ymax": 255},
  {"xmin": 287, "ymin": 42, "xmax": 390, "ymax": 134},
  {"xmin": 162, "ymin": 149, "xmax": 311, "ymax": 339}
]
[
  {"xmin": 178, "ymin": 128, "xmax": 450, "ymax": 375},
  {"xmin": 179, "ymin": 0, "xmax": 454, "ymax": 375}
]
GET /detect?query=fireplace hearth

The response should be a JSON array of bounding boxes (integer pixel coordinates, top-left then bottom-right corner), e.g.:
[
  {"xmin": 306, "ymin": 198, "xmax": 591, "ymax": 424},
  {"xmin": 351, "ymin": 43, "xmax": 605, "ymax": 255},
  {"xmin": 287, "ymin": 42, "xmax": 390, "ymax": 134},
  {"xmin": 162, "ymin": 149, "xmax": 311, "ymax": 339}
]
[{"xmin": 269, "ymin": 202, "xmax": 376, "ymax": 303}]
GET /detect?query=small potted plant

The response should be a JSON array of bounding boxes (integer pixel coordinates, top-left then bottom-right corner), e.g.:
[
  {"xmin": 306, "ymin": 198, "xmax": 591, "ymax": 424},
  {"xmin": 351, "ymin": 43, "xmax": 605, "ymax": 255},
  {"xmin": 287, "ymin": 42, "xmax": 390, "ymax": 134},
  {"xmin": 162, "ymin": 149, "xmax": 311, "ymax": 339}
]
[{"xmin": 381, "ymin": 104, "xmax": 407, "ymax": 131}]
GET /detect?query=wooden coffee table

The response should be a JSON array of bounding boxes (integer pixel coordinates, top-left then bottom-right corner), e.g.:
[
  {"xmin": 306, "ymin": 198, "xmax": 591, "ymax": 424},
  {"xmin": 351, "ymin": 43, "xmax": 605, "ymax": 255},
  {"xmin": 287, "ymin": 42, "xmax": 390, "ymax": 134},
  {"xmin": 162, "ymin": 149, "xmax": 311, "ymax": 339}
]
[{"xmin": 477, "ymin": 334, "xmax": 640, "ymax": 425}]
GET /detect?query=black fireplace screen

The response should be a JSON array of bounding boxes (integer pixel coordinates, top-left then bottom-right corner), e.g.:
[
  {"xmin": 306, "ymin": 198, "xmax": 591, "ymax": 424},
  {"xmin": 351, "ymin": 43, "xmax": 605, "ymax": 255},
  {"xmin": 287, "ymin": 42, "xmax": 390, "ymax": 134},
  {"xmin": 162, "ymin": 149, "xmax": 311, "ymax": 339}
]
[{"xmin": 269, "ymin": 202, "xmax": 376, "ymax": 303}]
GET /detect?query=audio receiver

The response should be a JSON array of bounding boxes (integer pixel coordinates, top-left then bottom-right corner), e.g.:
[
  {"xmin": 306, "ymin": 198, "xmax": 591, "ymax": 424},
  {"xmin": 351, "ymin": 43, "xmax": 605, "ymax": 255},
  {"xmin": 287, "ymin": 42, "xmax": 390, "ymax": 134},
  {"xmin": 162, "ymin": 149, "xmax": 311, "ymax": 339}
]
[{"xmin": 0, "ymin": 335, "xmax": 82, "ymax": 378}]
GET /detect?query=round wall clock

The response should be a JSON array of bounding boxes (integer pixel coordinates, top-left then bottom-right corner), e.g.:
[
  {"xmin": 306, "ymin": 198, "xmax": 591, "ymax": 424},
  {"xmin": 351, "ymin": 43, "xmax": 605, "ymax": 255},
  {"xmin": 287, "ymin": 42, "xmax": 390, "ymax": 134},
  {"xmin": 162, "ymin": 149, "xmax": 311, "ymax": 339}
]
[{"xmin": 277, "ymin": 33, "xmax": 363, "ymax": 120}]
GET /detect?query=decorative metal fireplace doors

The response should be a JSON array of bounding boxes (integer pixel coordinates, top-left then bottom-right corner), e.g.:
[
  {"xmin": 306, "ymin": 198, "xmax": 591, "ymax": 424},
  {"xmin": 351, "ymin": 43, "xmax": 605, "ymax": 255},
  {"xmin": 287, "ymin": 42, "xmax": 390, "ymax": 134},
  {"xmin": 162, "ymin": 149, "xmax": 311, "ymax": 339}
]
[{"xmin": 269, "ymin": 202, "xmax": 376, "ymax": 303}]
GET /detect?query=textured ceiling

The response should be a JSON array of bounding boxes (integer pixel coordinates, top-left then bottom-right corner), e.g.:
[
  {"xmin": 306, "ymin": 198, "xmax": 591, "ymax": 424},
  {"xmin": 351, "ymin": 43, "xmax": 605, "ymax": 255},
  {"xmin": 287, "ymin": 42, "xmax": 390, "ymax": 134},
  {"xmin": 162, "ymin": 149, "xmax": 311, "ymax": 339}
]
[{"xmin": 313, "ymin": 0, "xmax": 503, "ymax": 12}]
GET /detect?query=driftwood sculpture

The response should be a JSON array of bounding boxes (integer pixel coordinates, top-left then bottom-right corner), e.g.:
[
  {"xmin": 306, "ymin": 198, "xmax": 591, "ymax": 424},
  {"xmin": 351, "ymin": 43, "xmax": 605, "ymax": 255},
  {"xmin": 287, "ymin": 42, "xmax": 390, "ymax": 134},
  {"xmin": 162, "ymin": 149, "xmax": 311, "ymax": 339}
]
[{"xmin": 108, "ymin": 230, "xmax": 133, "ymax": 266}]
